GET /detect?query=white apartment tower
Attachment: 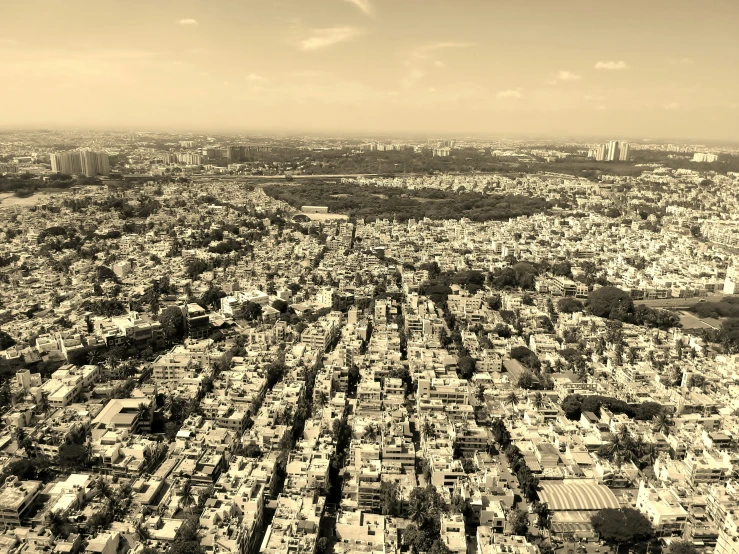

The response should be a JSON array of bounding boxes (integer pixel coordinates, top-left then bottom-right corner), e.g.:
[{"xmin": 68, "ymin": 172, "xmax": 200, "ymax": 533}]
[{"xmin": 50, "ymin": 149, "xmax": 110, "ymax": 176}]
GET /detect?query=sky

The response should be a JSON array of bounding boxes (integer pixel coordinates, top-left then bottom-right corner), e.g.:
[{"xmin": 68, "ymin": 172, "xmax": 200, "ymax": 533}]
[{"xmin": 1, "ymin": 0, "xmax": 738, "ymax": 141}]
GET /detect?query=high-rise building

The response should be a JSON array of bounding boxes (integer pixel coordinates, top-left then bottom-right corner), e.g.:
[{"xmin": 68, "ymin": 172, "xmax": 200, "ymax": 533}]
[
  {"xmin": 80, "ymin": 150, "xmax": 110, "ymax": 177},
  {"xmin": 588, "ymin": 140, "xmax": 630, "ymax": 162},
  {"xmin": 596, "ymin": 144, "xmax": 607, "ymax": 161},
  {"xmin": 50, "ymin": 151, "xmax": 82, "ymax": 174},
  {"xmin": 693, "ymin": 152, "xmax": 719, "ymax": 163},
  {"xmin": 619, "ymin": 142, "xmax": 630, "ymax": 161},
  {"xmin": 50, "ymin": 150, "xmax": 109, "ymax": 176}
]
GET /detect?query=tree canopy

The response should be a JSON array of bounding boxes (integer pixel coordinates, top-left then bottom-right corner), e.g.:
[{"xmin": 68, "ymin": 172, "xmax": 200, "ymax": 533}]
[{"xmin": 591, "ymin": 508, "xmax": 654, "ymax": 544}]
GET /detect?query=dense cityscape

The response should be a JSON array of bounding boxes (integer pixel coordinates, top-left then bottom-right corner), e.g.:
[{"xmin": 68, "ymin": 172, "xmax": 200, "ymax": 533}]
[
  {"xmin": 2, "ymin": 0, "xmax": 739, "ymax": 552},
  {"xmin": 0, "ymin": 129, "xmax": 739, "ymax": 554}
]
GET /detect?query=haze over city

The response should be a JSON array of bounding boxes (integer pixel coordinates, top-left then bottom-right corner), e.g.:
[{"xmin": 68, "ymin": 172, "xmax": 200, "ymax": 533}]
[
  {"xmin": 1, "ymin": 0, "xmax": 738, "ymax": 140},
  {"xmin": 4, "ymin": 4, "xmax": 739, "ymax": 554}
]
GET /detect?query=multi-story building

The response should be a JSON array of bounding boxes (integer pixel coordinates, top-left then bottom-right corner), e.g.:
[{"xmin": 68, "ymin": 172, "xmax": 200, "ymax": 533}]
[
  {"xmin": 186, "ymin": 303, "xmax": 210, "ymax": 339},
  {"xmin": 693, "ymin": 152, "xmax": 719, "ymax": 163},
  {"xmin": 50, "ymin": 150, "xmax": 110, "ymax": 176},
  {"xmin": 636, "ymin": 480, "xmax": 689, "ymax": 536},
  {"xmin": 80, "ymin": 150, "xmax": 111, "ymax": 177},
  {"xmin": 0, "ymin": 477, "xmax": 42, "ymax": 528},
  {"xmin": 589, "ymin": 140, "xmax": 630, "ymax": 162},
  {"xmin": 50, "ymin": 151, "xmax": 82, "ymax": 174},
  {"xmin": 683, "ymin": 450, "xmax": 732, "ymax": 485}
]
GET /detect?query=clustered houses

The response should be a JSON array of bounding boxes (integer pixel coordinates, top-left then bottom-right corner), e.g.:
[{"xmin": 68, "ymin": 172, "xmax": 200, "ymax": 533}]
[{"xmin": 1, "ymin": 156, "xmax": 739, "ymax": 554}]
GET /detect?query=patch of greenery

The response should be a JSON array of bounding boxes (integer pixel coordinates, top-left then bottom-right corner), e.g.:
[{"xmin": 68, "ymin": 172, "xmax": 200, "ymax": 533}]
[{"xmin": 263, "ymin": 182, "xmax": 549, "ymax": 222}]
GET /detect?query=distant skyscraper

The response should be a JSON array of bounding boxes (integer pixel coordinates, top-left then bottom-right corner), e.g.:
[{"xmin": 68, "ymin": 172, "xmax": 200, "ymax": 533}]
[
  {"xmin": 589, "ymin": 140, "xmax": 629, "ymax": 162},
  {"xmin": 80, "ymin": 150, "xmax": 110, "ymax": 177},
  {"xmin": 596, "ymin": 144, "xmax": 607, "ymax": 161},
  {"xmin": 50, "ymin": 150, "xmax": 109, "ymax": 176},
  {"xmin": 619, "ymin": 142, "xmax": 630, "ymax": 161},
  {"xmin": 693, "ymin": 152, "xmax": 719, "ymax": 162},
  {"xmin": 50, "ymin": 151, "xmax": 82, "ymax": 174}
]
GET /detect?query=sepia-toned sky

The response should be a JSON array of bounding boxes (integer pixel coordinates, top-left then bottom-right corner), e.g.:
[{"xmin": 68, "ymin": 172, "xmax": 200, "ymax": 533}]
[{"xmin": 1, "ymin": 0, "xmax": 738, "ymax": 141}]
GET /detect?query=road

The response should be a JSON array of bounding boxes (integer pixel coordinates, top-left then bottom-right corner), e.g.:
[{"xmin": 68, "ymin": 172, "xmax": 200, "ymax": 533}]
[{"xmin": 634, "ymin": 295, "xmax": 723, "ymax": 309}]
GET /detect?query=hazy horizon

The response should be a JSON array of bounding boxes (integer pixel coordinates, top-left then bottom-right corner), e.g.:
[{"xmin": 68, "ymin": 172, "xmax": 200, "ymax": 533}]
[{"xmin": 2, "ymin": 0, "xmax": 738, "ymax": 141}]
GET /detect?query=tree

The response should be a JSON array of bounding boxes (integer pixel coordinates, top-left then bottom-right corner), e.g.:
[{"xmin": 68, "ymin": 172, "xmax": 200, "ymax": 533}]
[
  {"xmin": 557, "ymin": 297, "xmax": 584, "ymax": 313},
  {"xmin": 461, "ymin": 457, "xmax": 476, "ymax": 474},
  {"xmin": 552, "ymin": 261, "xmax": 572, "ymax": 277},
  {"xmin": 476, "ymin": 384, "xmax": 486, "ymax": 405},
  {"xmin": 534, "ymin": 502, "xmax": 552, "ymax": 535},
  {"xmin": 532, "ymin": 392, "xmax": 544, "ymax": 410},
  {"xmin": 505, "ymin": 391, "xmax": 519, "ymax": 408},
  {"xmin": 58, "ymin": 442, "xmax": 90, "ymax": 471},
  {"xmin": 46, "ymin": 511, "xmax": 72, "ymax": 538},
  {"xmin": 0, "ymin": 329, "xmax": 16, "ymax": 350},
  {"xmin": 199, "ymin": 286, "xmax": 226, "ymax": 310},
  {"xmin": 421, "ymin": 419, "xmax": 436, "ymax": 441},
  {"xmin": 243, "ymin": 443, "xmax": 263, "ymax": 458},
  {"xmin": 379, "ymin": 481, "xmax": 402, "ymax": 516},
  {"xmin": 316, "ymin": 537, "xmax": 330, "ymax": 554},
  {"xmin": 164, "ymin": 421, "xmax": 180, "ymax": 441},
  {"xmin": 598, "ymin": 431, "xmax": 634, "ymax": 469},
  {"xmin": 652, "ymin": 412, "xmax": 672, "ymax": 436},
  {"xmin": 591, "ymin": 508, "xmax": 654, "ymax": 547},
  {"xmin": 244, "ymin": 301, "xmax": 262, "ymax": 321},
  {"xmin": 272, "ymin": 299, "xmax": 289, "ymax": 313},
  {"xmin": 508, "ymin": 509, "xmax": 529, "ymax": 536},
  {"xmin": 668, "ymin": 541, "xmax": 699, "ymax": 554},
  {"xmin": 429, "ymin": 541, "xmax": 452, "ymax": 554},
  {"xmin": 159, "ymin": 306, "xmax": 186, "ymax": 341},
  {"xmin": 457, "ymin": 356, "xmax": 476, "ymax": 379},
  {"xmin": 510, "ymin": 346, "xmax": 541, "ymax": 372},
  {"xmin": 94, "ymin": 478, "xmax": 114, "ymax": 500},
  {"xmin": 517, "ymin": 370, "xmax": 537, "ymax": 390},
  {"xmin": 588, "ymin": 287, "xmax": 634, "ymax": 320},
  {"xmin": 179, "ymin": 479, "xmax": 196, "ymax": 514},
  {"xmin": 137, "ymin": 402, "xmax": 151, "ymax": 424}
]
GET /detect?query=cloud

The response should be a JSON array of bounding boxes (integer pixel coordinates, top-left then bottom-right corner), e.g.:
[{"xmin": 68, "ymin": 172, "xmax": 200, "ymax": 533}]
[
  {"xmin": 497, "ymin": 89, "xmax": 522, "ymax": 99},
  {"xmin": 546, "ymin": 70, "xmax": 581, "ymax": 85},
  {"xmin": 557, "ymin": 70, "xmax": 581, "ymax": 81},
  {"xmin": 343, "ymin": 0, "xmax": 373, "ymax": 16},
  {"xmin": 246, "ymin": 73, "xmax": 266, "ymax": 82},
  {"xmin": 662, "ymin": 102, "xmax": 680, "ymax": 110},
  {"xmin": 402, "ymin": 41, "xmax": 473, "ymax": 87},
  {"xmin": 670, "ymin": 57, "xmax": 694, "ymax": 65},
  {"xmin": 178, "ymin": 18, "xmax": 198, "ymax": 25},
  {"xmin": 584, "ymin": 94, "xmax": 606, "ymax": 101},
  {"xmin": 595, "ymin": 60, "xmax": 628, "ymax": 70},
  {"xmin": 300, "ymin": 26, "xmax": 361, "ymax": 51}
]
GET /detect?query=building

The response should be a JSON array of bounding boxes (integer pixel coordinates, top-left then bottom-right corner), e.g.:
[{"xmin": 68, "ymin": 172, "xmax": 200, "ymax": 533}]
[
  {"xmin": 50, "ymin": 151, "xmax": 82, "ymax": 174},
  {"xmin": 636, "ymin": 480, "xmax": 689, "ymax": 536},
  {"xmin": 301, "ymin": 206, "xmax": 329, "ymax": 214},
  {"xmin": 693, "ymin": 153, "xmax": 719, "ymax": 163},
  {"xmin": 716, "ymin": 531, "xmax": 739, "ymax": 554},
  {"xmin": 186, "ymin": 303, "xmax": 210, "ymax": 339},
  {"xmin": 80, "ymin": 150, "xmax": 111, "ymax": 177},
  {"xmin": 0, "ymin": 477, "xmax": 42, "ymax": 527},
  {"xmin": 538, "ymin": 480, "xmax": 620, "ymax": 538},
  {"xmin": 50, "ymin": 150, "xmax": 110, "ymax": 176},
  {"xmin": 589, "ymin": 141, "xmax": 630, "ymax": 162},
  {"xmin": 90, "ymin": 397, "xmax": 153, "ymax": 441}
]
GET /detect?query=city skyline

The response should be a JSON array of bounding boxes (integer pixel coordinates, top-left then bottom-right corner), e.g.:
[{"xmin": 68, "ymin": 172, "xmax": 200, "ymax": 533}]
[{"xmin": 1, "ymin": 0, "xmax": 738, "ymax": 140}]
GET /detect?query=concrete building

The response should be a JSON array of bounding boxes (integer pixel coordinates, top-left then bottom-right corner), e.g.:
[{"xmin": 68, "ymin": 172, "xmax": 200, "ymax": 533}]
[{"xmin": 0, "ymin": 477, "xmax": 42, "ymax": 528}]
